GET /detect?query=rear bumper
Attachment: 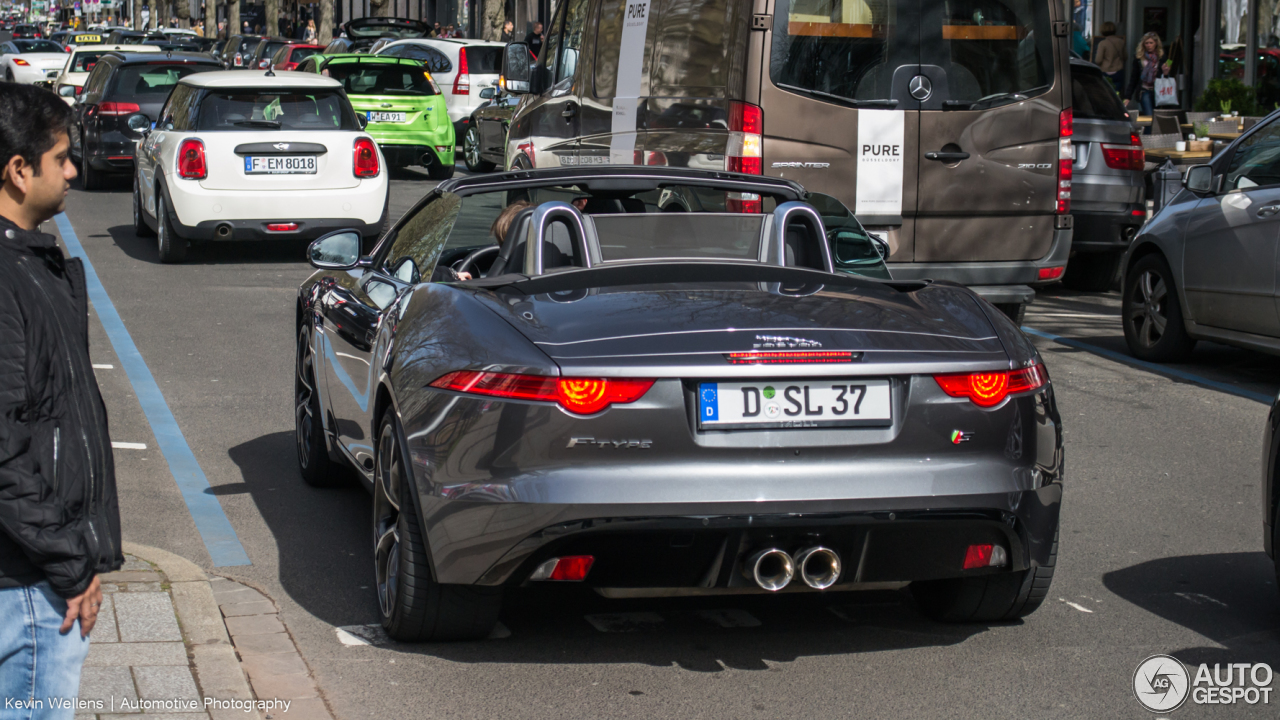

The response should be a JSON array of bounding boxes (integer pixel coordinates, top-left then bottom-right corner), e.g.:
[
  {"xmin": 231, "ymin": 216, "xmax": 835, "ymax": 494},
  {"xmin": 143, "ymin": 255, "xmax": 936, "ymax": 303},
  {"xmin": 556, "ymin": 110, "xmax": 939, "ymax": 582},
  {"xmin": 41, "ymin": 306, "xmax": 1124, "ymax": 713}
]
[
  {"xmin": 376, "ymin": 142, "xmax": 455, "ymax": 168},
  {"xmin": 167, "ymin": 177, "xmax": 388, "ymax": 228},
  {"xmin": 1071, "ymin": 208, "xmax": 1145, "ymax": 253},
  {"xmin": 86, "ymin": 138, "xmax": 136, "ymax": 172},
  {"xmin": 887, "ymin": 226, "xmax": 1072, "ymax": 304},
  {"xmin": 173, "ymin": 215, "xmax": 383, "ymax": 242}
]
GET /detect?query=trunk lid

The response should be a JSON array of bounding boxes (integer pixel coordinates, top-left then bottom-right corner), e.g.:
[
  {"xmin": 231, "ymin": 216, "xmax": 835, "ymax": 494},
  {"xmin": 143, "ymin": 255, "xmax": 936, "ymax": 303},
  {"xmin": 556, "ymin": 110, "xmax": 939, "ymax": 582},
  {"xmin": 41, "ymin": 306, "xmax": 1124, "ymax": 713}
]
[
  {"xmin": 198, "ymin": 131, "xmax": 363, "ymax": 191},
  {"xmin": 349, "ymin": 94, "xmax": 449, "ymax": 138}
]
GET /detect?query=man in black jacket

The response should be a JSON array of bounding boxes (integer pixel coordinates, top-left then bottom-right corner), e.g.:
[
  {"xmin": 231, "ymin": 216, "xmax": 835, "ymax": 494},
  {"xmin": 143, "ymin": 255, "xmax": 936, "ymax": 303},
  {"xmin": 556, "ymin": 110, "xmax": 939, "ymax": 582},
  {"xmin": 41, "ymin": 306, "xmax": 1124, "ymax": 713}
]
[{"xmin": 0, "ymin": 83, "xmax": 123, "ymax": 711}]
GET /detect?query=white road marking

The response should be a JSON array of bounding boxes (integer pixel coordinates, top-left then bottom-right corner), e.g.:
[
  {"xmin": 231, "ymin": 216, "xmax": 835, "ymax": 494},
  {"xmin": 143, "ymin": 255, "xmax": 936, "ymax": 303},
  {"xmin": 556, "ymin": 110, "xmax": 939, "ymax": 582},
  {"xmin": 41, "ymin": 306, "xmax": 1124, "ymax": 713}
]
[
  {"xmin": 1059, "ymin": 598, "xmax": 1094, "ymax": 613},
  {"xmin": 336, "ymin": 624, "xmax": 389, "ymax": 646},
  {"xmin": 92, "ymin": 363, "xmax": 114, "ymax": 369},
  {"xmin": 585, "ymin": 612, "xmax": 664, "ymax": 633},
  {"xmin": 1174, "ymin": 592, "xmax": 1228, "ymax": 608},
  {"xmin": 111, "ymin": 442, "xmax": 147, "ymax": 450},
  {"xmin": 696, "ymin": 609, "xmax": 761, "ymax": 628}
]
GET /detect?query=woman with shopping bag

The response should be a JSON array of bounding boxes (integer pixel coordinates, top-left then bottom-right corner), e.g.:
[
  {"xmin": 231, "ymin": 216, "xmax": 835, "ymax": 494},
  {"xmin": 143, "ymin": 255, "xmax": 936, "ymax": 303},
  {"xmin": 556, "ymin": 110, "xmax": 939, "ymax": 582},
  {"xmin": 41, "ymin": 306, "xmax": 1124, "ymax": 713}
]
[{"xmin": 1125, "ymin": 32, "xmax": 1170, "ymax": 120}]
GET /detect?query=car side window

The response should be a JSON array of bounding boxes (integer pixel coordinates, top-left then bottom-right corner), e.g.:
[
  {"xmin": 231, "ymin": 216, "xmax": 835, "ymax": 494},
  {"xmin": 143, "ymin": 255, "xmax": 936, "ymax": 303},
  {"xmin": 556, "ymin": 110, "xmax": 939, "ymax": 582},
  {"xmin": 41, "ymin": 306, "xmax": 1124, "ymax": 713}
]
[
  {"xmin": 84, "ymin": 61, "xmax": 110, "ymax": 95},
  {"xmin": 160, "ymin": 86, "xmax": 196, "ymax": 131},
  {"xmin": 1225, "ymin": 121, "xmax": 1280, "ymax": 191},
  {"xmin": 378, "ymin": 193, "xmax": 463, "ymax": 283},
  {"xmin": 540, "ymin": 0, "xmax": 567, "ymax": 79},
  {"xmin": 556, "ymin": 0, "xmax": 590, "ymax": 85}
]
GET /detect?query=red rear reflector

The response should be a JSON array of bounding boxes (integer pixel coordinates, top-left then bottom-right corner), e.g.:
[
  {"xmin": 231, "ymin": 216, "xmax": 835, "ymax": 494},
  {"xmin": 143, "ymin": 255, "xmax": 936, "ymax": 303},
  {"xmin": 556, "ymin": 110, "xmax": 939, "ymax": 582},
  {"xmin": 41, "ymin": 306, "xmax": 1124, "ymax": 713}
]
[
  {"xmin": 934, "ymin": 363, "xmax": 1047, "ymax": 408},
  {"xmin": 1037, "ymin": 266, "xmax": 1065, "ymax": 281},
  {"xmin": 429, "ymin": 371, "xmax": 654, "ymax": 415},
  {"xmin": 529, "ymin": 555, "xmax": 595, "ymax": 582},
  {"xmin": 1131, "ymin": 209, "xmax": 1146, "ymax": 217},
  {"xmin": 726, "ymin": 351, "xmax": 855, "ymax": 364},
  {"xmin": 266, "ymin": 223, "xmax": 298, "ymax": 232},
  {"xmin": 353, "ymin": 137, "xmax": 379, "ymax": 177},
  {"xmin": 176, "ymin": 138, "xmax": 206, "ymax": 179},
  {"xmin": 98, "ymin": 101, "xmax": 141, "ymax": 116},
  {"xmin": 963, "ymin": 544, "xmax": 994, "ymax": 570}
]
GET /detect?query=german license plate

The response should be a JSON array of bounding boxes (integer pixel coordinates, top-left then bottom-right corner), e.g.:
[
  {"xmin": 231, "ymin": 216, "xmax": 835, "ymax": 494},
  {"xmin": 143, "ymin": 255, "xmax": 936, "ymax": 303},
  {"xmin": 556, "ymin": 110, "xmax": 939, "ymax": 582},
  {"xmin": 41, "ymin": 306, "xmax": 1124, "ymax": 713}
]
[
  {"xmin": 697, "ymin": 379, "xmax": 891, "ymax": 429},
  {"xmin": 244, "ymin": 155, "xmax": 316, "ymax": 174},
  {"xmin": 367, "ymin": 111, "xmax": 406, "ymax": 123}
]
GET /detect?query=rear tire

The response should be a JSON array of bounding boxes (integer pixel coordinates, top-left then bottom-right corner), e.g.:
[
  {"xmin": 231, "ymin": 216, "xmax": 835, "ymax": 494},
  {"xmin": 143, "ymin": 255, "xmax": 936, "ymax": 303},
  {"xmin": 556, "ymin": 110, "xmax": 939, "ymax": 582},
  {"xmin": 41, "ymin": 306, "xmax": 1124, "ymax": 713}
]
[
  {"xmin": 1123, "ymin": 253, "xmax": 1196, "ymax": 362},
  {"xmin": 463, "ymin": 126, "xmax": 495, "ymax": 173},
  {"xmin": 295, "ymin": 325, "xmax": 347, "ymax": 488},
  {"xmin": 374, "ymin": 411, "xmax": 501, "ymax": 642},
  {"xmin": 427, "ymin": 161, "xmax": 455, "ymax": 180},
  {"xmin": 912, "ymin": 527, "xmax": 1058, "ymax": 622},
  {"xmin": 994, "ymin": 302, "xmax": 1026, "ymax": 327},
  {"xmin": 133, "ymin": 173, "xmax": 154, "ymax": 237},
  {"xmin": 1063, "ymin": 251, "xmax": 1122, "ymax": 292},
  {"xmin": 80, "ymin": 147, "xmax": 101, "ymax": 191},
  {"xmin": 155, "ymin": 190, "xmax": 187, "ymax": 263}
]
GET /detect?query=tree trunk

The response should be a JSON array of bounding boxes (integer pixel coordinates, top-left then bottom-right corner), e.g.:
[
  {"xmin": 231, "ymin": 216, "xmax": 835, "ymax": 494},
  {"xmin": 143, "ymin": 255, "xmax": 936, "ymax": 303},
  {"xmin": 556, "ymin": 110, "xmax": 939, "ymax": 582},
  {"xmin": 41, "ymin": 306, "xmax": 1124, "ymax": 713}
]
[
  {"xmin": 264, "ymin": 0, "xmax": 278, "ymax": 37},
  {"xmin": 158, "ymin": 0, "xmax": 169, "ymax": 29},
  {"xmin": 370, "ymin": 0, "xmax": 391, "ymax": 18},
  {"xmin": 318, "ymin": 0, "xmax": 333, "ymax": 44},
  {"xmin": 480, "ymin": 0, "xmax": 505, "ymax": 41},
  {"xmin": 227, "ymin": 0, "xmax": 240, "ymax": 39},
  {"xmin": 133, "ymin": 0, "xmax": 144, "ymax": 29}
]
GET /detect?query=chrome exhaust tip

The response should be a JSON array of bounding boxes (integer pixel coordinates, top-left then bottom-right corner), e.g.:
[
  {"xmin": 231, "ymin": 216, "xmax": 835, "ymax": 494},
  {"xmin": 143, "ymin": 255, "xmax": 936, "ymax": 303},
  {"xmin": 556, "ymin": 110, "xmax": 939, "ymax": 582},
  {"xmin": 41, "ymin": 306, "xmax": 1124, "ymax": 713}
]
[
  {"xmin": 214, "ymin": 223, "xmax": 233, "ymax": 239},
  {"xmin": 794, "ymin": 546, "xmax": 841, "ymax": 590},
  {"xmin": 745, "ymin": 548, "xmax": 794, "ymax": 591},
  {"xmin": 420, "ymin": 153, "xmax": 435, "ymax": 167}
]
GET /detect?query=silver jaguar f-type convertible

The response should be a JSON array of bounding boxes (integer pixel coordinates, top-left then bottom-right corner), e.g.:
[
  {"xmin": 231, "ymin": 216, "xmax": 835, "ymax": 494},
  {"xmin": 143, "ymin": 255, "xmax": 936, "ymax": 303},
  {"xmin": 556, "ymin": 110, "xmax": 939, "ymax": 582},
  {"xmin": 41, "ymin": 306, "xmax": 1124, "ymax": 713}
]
[{"xmin": 294, "ymin": 167, "xmax": 1064, "ymax": 641}]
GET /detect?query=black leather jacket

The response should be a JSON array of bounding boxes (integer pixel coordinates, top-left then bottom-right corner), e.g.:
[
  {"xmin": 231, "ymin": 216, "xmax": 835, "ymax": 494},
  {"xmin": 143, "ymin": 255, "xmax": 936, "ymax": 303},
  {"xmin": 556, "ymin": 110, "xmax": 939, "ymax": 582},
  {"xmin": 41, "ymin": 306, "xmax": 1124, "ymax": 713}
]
[{"xmin": 0, "ymin": 215, "xmax": 122, "ymax": 597}]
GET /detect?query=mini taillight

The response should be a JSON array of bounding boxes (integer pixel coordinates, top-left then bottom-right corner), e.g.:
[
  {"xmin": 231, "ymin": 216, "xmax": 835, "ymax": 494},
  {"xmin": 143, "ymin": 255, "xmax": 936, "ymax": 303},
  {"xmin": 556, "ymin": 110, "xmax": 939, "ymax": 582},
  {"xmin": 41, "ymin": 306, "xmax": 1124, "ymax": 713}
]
[
  {"xmin": 963, "ymin": 544, "xmax": 1008, "ymax": 569},
  {"xmin": 1101, "ymin": 132, "xmax": 1145, "ymax": 171},
  {"xmin": 727, "ymin": 351, "xmax": 855, "ymax": 364},
  {"xmin": 934, "ymin": 363, "xmax": 1047, "ymax": 408},
  {"xmin": 453, "ymin": 47, "xmax": 469, "ymax": 95},
  {"xmin": 429, "ymin": 371, "xmax": 654, "ymax": 415},
  {"xmin": 1037, "ymin": 266, "xmax": 1065, "ymax": 281},
  {"xmin": 1057, "ymin": 108, "xmax": 1072, "ymax": 214},
  {"xmin": 353, "ymin": 137, "xmax": 379, "ymax": 177},
  {"xmin": 176, "ymin": 138, "xmax": 206, "ymax": 179},
  {"xmin": 529, "ymin": 555, "xmax": 595, "ymax": 581},
  {"xmin": 98, "ymin": 101, "xmax": 141, "ymax": 116}
]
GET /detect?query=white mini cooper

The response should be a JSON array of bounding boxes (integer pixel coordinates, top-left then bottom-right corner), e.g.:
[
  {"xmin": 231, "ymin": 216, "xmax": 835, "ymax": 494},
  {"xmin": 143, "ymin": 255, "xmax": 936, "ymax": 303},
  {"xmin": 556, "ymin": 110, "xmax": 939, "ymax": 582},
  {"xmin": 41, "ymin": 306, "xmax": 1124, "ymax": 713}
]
[{"xmin": 132, "ymin": 70, "xmax": 390, "ymax": 262}]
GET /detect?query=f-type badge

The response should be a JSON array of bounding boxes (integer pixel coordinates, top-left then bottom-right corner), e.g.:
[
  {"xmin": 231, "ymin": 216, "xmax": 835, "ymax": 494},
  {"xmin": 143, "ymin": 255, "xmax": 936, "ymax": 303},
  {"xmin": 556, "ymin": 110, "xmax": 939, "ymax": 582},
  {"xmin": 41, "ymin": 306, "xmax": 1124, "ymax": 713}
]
[
  {"xmin": 567, "ymin": 437, "xmax": 653, "ymax": 449},
  {"xmin": 909, "ymin": 75, "xmax": 932, "ymax": 101}
]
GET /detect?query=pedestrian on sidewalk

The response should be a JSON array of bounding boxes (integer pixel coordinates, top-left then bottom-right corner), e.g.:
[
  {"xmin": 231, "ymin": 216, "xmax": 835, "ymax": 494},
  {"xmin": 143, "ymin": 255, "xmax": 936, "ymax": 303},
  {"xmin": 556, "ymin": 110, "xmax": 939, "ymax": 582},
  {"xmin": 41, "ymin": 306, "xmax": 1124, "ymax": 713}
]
[
  {"xmin": 0, "ymin": 83, "xmax": 123, "ymax": 718},
  {"xmin": 1125, "ymin": 32, "xmax": 1168, "ymax": 119},
  {"xmin": 1092, "ymin": 21, "xmax": 1125, "ymax": 93}
]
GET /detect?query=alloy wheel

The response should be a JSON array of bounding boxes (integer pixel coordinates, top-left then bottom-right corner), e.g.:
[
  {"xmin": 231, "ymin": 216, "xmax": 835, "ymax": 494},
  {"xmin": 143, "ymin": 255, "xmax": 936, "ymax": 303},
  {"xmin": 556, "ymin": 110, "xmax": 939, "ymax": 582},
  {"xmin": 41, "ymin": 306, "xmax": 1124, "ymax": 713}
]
[
  {"xmin": 373, "ymin": 426, "xmax": 403, "ymax": 618},
  {"xmin": 465, "ymin": 127, "xmax": 481, "ymax": 168},
  {"xmin": 1125, "ymin": 268, "xmax": 1170, "ymax": 349},
  {"xmin": 294, "ymin": 330, "xmax": 316, "ymax": 470}
]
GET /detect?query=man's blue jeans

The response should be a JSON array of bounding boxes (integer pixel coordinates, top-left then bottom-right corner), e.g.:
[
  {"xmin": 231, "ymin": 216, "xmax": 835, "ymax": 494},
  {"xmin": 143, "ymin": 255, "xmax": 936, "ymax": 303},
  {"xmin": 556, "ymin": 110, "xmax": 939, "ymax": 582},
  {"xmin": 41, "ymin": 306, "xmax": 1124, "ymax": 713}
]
[{"xmin": 0, "ymin": 582, "xmax": 90, "ymax": 720}]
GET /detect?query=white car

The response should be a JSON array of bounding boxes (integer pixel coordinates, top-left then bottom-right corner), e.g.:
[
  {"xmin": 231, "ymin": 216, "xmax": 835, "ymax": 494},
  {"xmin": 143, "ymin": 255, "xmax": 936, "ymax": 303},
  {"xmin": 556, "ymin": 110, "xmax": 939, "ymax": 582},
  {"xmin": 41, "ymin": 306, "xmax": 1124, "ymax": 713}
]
[
  {"xmin": 132, "ymin": 71, "xmax": 391, "ymax": 263},
  {"xmin": 374, "ymin": 38, "xmax": 504, "ymax": 139},
  {"xmin": 53, "ymin": 43, "xmax": 161, "ymax": 105},
  {"xmin": 0, "ymin": 38, "xmax": 71, "ymax": 84}
]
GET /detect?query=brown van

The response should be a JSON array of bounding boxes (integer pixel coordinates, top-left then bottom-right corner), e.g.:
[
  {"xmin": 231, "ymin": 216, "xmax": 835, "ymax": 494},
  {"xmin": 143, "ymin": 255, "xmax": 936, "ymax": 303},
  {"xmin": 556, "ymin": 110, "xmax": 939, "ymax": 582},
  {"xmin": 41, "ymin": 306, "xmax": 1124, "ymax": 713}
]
[{"xmin": 502, "ymin": 0, "xmax": 1073, "ymax": 320}]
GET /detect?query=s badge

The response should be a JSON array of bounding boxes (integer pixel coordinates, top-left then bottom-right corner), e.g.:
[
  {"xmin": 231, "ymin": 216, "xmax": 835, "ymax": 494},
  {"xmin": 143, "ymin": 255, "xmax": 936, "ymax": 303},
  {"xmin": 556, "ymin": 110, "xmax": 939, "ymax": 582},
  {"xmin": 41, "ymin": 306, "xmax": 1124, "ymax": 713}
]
[{"xmin": 950, "ymin": 430, "xmax": 972, "ymax": 444}]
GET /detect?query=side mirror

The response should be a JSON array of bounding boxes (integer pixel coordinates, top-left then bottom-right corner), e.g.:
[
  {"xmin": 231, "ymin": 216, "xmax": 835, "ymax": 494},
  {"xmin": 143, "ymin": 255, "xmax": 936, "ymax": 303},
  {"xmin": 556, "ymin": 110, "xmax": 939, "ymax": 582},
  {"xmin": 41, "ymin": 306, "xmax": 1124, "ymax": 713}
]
[
  {"xmin": 503, "ymin": 42, "xmax": 532, "ymax": 93},
  {"xmin": 123, "ymin": 113, "xmax": 151, "ymax": 138},
  {"xmin": 308, "ymin": 230, "xmax": 363, "ymax": 269},
  {"xmin": 57, "ymin": 84, "xmax": 77, "ymax": 97},
  {"xmin": 868, "ymin": 232, "xmax": 890, "ymax": 259},
  {"xmin": 1184, "ymin": 164, "xmax": 1216, "ymax": 194},
  {"xmin": 355, "ymin": 113, "xmax": 368, "ymax": 130},
  {"xmin": 479, "ymin": 86, "xmax": 495, "ymax": 99}
]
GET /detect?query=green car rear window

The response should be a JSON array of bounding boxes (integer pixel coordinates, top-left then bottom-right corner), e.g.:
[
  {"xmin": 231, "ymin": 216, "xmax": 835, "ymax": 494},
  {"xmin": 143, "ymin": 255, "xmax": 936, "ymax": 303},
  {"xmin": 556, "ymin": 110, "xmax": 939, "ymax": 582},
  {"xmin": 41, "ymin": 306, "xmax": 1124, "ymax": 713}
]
[{"xmin": 326, "ymin": 63, "xmax": 438, "ymax": 96}]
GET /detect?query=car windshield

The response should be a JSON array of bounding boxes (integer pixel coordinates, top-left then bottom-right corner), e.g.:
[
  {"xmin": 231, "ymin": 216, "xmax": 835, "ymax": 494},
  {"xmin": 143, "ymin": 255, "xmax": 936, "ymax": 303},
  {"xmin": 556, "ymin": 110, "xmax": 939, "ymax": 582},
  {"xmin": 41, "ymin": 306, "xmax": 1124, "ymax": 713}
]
[
  {"xmin": 15, "ymin": 39, "xmax": 63, "ymax": 52},
  {"xmin": 70, "ymin": 51, "xmax": 109, "ymax": 72},
  {"xmin": 111, "ymin": 64, "xmax": 214, "ymax": 96},
  {"xmin": 196, "ymin": 90, "xmax": 357, "ymax": 131},
  {"xmin": 325, "ymin": 62, "xmax": 437, "ymax": 96},
  {"xmin": 289, "ymin": 46, "xmax": 320, "ymax": 62},
  {"xmin": 259, "ymin": 41, "xmax": 286, "ymax": 59}
]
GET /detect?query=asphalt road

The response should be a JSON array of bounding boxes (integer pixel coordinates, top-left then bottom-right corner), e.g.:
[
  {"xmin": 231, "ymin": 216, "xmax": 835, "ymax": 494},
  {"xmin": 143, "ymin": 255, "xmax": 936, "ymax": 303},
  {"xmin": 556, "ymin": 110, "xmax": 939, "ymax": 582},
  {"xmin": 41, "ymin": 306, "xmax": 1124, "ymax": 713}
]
[{"xmin": 44, "ymin": 164, "xmax": 1280, "ymax": 719}]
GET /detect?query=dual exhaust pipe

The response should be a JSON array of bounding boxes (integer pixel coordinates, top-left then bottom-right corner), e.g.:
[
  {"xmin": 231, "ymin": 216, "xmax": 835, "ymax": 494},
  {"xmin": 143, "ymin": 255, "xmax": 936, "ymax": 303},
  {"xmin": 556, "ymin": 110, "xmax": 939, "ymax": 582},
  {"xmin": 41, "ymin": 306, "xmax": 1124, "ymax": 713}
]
[{"xmin": 746, "ymin": 546, "xmax": 841, "ymax": 591}]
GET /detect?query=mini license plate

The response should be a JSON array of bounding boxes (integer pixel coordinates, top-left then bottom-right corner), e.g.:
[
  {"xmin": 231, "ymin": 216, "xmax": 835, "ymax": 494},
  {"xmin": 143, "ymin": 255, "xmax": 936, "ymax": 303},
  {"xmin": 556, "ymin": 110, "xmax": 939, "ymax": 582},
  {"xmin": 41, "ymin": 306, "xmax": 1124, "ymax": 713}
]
[
  {"xmin": 698, "ymin": 379, "xmax": 891, "ymax": 430},
  {"xmin": 367, "ymin": 111, "xmax": 406, "ymax": 123},
  {"xmin": 244, "ymin": 155, "xmax": 317, "ymax": 174}
]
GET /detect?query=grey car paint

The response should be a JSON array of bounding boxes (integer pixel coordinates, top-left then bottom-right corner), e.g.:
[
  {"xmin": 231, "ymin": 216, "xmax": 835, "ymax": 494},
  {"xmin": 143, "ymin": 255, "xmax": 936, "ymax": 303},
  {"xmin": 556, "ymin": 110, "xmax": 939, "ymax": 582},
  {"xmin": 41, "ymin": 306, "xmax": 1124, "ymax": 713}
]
[
  {"xmin": 297, "ymin": 167, "xmax": 1063, "ymax": 598},
  {"xmin": 1122, "ymin": 109, "xmax": 1280, "ymax": 358}
]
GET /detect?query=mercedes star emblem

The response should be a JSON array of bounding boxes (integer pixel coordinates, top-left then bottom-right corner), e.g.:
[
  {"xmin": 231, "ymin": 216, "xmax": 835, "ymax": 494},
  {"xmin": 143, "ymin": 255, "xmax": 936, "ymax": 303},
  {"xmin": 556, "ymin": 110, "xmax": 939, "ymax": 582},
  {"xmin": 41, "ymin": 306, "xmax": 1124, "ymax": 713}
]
[{"xmin": 909, "ymin": 75, "xmax": 932, "ymax": 101}]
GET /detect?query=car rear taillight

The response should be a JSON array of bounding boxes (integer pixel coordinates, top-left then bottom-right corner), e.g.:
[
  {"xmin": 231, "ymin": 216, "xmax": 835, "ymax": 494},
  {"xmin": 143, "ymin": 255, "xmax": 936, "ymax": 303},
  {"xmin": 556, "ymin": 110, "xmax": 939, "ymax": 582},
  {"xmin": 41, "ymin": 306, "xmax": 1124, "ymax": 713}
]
[
  {"xmin": 1101, "ymin": 132, "xmax": 1145, "ymax": 171},
  {"xmin": 963, "ymin": 544, "xmax": 1008, "ymax": 569},
  {"xmin": 727, "ymin": 351, "xmax": 856, "ymax": 364},
  {"xmin": 726, "ymin": 101, "xmax": 763, "ymax": 212},
  {"xmin": 430, "ymin": 371, "xmax": 655, "ymax": 415},
  {"xmin": 98, "ymin": 101, "xmax": 140, "ymax": 116},
  {"xmin": 529, "ymin": 555, "xmax": 595, "ymax": 581},
  {"xmin": 281, "ymin": 62, "xmax": 297, "ymax": 71},
  {"xmin": 353, "ymin": 137, "xmax": 379, "ymax": 177},
  {"xmin": 73, "ymin": 85, "xmax": 83, "ymax": 96},
  {"xmin": 12, "ymin": 58, "xmax": 28, "ymax": 66},
  {"xmin": 177, "ymin": 138, "xmax": 206, "ymax": 179},
  {"xmin": 453, "ymin": 47, "xmax": 469, "ymax": 95},
  {"xmin": 1057, "ymin": 108, "xmax": 1072, "ymax": 214},
  {"xmin": 933, "ymin": 363, "xmax": 1047, "ymax": 408}
]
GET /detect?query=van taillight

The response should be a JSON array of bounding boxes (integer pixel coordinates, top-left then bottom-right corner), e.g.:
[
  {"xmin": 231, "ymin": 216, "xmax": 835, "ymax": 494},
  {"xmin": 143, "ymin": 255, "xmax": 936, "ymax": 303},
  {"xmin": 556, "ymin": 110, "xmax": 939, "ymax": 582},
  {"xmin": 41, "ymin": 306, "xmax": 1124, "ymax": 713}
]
[
  {"xmin": 354, "ymin": 137, "xmax": 379, "ymax": 177},
  {"xmin": 1101, "ymin": 132, "xmax": 1145, "ymax": 171},
  {"xmin": 453, "ymin": 47, "xmax": 469, "ymax": 96},
  {"xmin": 177, "ymin": 139, "xmax": 206, "ymax": 179},
  {"xmin": 1057, "ymin": 108, "xmax": 1072, "ymax": 214},
  {"xmin": 727, "ymin": 101, "xmax": 763, "ymax": 212}
]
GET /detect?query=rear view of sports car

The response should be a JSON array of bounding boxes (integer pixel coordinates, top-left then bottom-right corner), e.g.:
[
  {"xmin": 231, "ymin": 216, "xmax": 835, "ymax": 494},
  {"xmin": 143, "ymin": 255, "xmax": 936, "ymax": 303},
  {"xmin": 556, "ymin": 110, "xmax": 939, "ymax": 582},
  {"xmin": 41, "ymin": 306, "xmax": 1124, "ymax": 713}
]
[{"xmin": 294, "ymin": 167, "xmax": 1064, "ymax": 641}]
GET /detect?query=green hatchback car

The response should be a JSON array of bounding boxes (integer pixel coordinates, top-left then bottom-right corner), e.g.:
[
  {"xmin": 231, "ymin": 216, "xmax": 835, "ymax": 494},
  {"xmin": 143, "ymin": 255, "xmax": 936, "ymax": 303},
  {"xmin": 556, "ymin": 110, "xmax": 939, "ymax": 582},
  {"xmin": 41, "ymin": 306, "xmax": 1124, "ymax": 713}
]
[{"xmin": 299, "ymin": 54, "xmax": 454, "ymax": 179}]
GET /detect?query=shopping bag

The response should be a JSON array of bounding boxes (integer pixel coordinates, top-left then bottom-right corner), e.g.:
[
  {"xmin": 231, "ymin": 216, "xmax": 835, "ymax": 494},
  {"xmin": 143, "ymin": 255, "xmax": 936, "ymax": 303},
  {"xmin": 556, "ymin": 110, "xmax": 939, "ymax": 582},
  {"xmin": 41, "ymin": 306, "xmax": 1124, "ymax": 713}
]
[{"xmin": 1155, "ymin": 77, "xmax": 1178, "ymax": 107}]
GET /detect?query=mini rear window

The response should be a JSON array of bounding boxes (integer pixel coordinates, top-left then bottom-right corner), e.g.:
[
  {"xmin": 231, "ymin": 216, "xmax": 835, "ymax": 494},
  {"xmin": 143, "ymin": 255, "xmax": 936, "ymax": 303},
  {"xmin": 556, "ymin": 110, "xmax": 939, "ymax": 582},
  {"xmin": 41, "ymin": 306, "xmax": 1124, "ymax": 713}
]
[
  {"xmin": 111, "ymin": 64, "xmax": 216, "ymax": 96},
  {"xmin": 195, "ymin": 90, "xmax": 358, "ymax": 131},
  {"xmin": 325, "ymin": 63, "xmax": 438, "ymax": 96},
  {"xmin": 1072, "ymin": 67, "xmax": 1128, "ymax": 121}
]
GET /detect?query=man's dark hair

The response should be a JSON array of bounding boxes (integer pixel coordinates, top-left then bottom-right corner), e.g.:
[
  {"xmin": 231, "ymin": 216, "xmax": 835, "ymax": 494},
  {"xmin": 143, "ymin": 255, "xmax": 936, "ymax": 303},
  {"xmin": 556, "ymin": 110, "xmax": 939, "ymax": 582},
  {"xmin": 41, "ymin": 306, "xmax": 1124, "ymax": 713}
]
[{"xmin": 0, "ymin": 84, "xmax": 74, "ymax": 179}]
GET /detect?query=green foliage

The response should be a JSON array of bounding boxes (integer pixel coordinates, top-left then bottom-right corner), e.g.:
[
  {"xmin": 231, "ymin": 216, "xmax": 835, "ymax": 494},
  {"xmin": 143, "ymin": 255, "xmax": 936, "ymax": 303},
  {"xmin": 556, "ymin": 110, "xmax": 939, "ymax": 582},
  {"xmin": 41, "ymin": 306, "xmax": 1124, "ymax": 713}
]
[
  {"xmin": 1194, "ymin": 122, "xmax": 1210, "ymax": 137},
  {"xmin": 1194, "ymin": 78, "xmax": 1260, "ymax": 116}
]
